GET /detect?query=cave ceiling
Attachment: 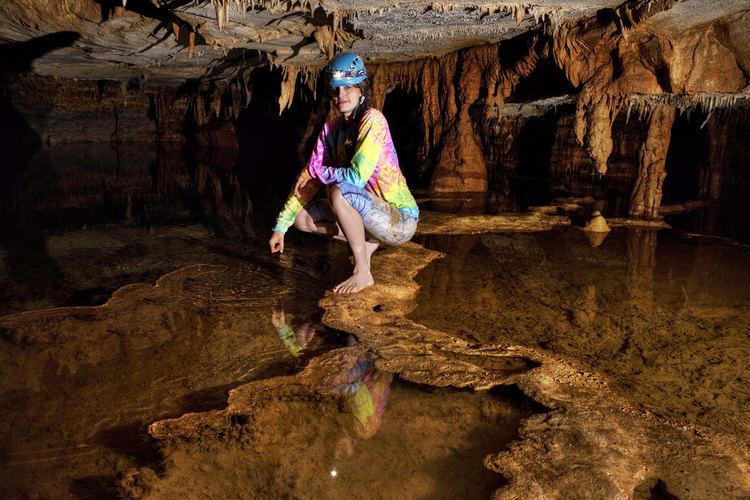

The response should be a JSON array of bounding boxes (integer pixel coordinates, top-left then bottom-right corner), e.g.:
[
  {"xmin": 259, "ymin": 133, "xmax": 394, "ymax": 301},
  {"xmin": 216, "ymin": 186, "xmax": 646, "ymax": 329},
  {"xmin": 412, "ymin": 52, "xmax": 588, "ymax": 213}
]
[{"xmin": 1, "ymin": 0, "xmax": 747, "ymax": 84}]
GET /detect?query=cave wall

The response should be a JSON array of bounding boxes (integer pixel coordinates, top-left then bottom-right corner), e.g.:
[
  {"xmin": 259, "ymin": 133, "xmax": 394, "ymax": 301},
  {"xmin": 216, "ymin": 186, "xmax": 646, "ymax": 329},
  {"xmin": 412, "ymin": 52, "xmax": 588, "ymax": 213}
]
[
  {"xmin": 477, "ymin": 98, "xmax": 750, "ymax": 215},
  {"xmin": 6, "ymin": 75, "xmax": 158, "ymax": 144},
  {"xmin": 2, "ymin": 1, "xmax": 749, "ymax": 222}
]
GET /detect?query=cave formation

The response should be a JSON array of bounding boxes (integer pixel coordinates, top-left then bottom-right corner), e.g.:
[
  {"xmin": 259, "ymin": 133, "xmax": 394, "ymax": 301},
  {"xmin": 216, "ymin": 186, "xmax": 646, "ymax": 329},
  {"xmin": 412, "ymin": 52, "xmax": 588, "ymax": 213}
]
[
  {"xmin": 1, "ymin": 1, "xmax": 748, "ymax": 218},
  {"xmin": 1, "ymin": 0, "xmax": 749, "ymax": 498}
]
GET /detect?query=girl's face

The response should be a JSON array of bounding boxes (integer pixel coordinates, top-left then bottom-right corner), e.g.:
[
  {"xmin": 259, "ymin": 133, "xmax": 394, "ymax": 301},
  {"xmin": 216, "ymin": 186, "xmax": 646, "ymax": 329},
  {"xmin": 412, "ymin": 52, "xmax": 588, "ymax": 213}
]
[{"xmin": 331, "ymin": 85, "xmax": 362, "ymax": 118}]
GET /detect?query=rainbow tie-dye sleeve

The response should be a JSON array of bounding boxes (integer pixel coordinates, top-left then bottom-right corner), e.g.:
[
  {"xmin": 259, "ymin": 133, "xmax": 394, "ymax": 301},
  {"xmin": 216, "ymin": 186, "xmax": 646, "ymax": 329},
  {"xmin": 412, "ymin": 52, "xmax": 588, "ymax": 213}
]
[
  {"xmin": 309, "ymin": 110, "xmax": 385, "ymax": 188},
  {"xmin": 271, "ymin": 128, "xmax": 328, "ymax": 233}
]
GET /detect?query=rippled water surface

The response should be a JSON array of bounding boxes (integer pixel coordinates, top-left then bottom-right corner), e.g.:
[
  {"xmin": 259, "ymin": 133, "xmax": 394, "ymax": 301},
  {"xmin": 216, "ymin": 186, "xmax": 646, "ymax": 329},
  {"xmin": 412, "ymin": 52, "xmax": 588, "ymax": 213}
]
[{"xmin": 0, "ymin": 145, "xmax": 353, "ymax": 498}]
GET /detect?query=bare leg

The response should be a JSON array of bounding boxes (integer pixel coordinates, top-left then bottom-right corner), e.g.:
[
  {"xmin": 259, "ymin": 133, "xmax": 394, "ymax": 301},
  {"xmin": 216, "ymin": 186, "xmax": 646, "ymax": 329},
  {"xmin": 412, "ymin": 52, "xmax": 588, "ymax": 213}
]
[
  {"xmin": 329, "ymin": 187, "xmax": 374, "ymax": 293},
  {"xmin": 365, "ymin": 239, "xmax": 379, "ymax": 267},
  {"xmin": 294, "ymin": 207, "xmax": 379, "ymax": 260},
  {"xmin": 293, "ymin": 207, "xmax": 341, "ymax": 238}
]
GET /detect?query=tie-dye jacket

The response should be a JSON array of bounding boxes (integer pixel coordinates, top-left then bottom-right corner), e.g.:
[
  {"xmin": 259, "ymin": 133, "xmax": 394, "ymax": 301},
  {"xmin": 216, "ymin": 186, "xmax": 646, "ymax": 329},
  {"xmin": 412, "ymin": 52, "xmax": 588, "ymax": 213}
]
[{"xmin": 272, "ymin": 108, "xmax": 419, "ymax": 234}]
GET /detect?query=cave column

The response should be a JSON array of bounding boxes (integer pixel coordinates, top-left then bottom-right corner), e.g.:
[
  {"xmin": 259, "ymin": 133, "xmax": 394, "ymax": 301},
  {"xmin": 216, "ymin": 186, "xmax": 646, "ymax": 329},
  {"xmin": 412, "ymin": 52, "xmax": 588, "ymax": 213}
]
[
  {"xmin": 430, "ymin": 57, "xmax": 488, "ymax": 193},
  {"xmin": 700, "ymin": 116, "xmax": 730, "ymax": 201},
  {"xmin": 629, "ymin": 103, "xmax": 676, "ymax": 219}
]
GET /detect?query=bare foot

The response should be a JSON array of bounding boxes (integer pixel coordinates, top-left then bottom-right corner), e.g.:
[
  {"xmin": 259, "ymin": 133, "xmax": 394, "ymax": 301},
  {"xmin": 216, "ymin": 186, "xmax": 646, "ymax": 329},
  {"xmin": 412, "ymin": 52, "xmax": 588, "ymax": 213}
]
[{"xmin": 333, "ymin": 271, "xmax": 374, "ymax": 294}]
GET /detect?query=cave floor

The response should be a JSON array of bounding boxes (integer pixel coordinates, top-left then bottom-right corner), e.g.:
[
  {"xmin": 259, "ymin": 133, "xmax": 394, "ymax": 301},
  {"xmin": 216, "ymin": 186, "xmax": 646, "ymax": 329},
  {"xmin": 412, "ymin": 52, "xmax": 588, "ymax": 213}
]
[
  {"xmin": 2, "ymin": 229, "xmax": 747, "ymax": 498},
  {"xmin": 1, "ymin": 146, "xmax": 749, "ymax": 498}
]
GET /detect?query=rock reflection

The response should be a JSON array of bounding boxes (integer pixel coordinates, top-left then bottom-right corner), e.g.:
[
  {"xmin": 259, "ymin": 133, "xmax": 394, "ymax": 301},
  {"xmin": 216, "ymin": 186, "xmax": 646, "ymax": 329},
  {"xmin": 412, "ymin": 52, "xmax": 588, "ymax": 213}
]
[
  {"xmin": 0, "ymin": 142, "xmax": 260, "ymax": 315},
  {"xmin": 626, "ymin": 227, "xmax": 657, "ymax": 307},
  {"xmin": 410, "ymin": 228, "xmax": 750, "ymax": 439}
]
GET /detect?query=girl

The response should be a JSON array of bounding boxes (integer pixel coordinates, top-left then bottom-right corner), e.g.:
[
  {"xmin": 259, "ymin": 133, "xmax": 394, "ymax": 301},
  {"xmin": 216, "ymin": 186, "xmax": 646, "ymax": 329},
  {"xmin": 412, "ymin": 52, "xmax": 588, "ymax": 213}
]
[{"xmin": 269, "ymin": 52, "xmax": 419, "ymax": 293}]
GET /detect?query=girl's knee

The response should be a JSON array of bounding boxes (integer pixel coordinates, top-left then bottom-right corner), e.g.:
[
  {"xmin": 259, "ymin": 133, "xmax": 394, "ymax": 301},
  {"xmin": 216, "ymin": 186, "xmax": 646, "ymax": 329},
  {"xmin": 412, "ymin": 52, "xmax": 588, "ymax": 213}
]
[
  {"xmin": 293, "ymin": 209, "xmax": 315, "ymax": 232},
  {"xmin": 328, "ymin": 186, "xmax": 349, "ymax": 210},
  {"xmin": 328, "ymin": 186, "xmax": 343, "ymax": 203}
]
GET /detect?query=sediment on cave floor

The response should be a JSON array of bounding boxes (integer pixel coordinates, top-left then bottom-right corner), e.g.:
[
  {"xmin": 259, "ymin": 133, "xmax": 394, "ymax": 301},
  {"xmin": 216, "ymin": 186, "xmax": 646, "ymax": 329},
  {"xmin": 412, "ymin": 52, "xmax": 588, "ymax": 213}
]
[{"xmin": 1, "ymin": 0, "xmax": 749, "ymax": 498}]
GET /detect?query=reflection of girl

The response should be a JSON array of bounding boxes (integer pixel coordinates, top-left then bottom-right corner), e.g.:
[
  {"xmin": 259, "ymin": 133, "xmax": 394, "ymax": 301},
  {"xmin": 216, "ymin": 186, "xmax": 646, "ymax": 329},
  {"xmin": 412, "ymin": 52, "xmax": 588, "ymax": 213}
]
[
  {"xmin": 268, "ymin": 52, "xmax": 419, "ymax": 294},
  {"xmin": 271, "ymin": 309, "xmax": 320, "ymax": 357},
  {"xmin": 331, "ymin": 353, "xmax": 393, "ymax": 474},
  {"xmin": 333, "ymin": 354, "xmax": 392, "ymax": 439}
]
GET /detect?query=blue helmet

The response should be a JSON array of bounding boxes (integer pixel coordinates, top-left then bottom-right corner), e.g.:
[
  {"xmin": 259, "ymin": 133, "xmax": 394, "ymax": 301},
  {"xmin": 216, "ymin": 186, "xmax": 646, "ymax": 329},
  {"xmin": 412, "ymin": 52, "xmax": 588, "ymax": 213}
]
[{"xmin": 326, "ymin": 52, "xmax": 367, "ymax": 88}]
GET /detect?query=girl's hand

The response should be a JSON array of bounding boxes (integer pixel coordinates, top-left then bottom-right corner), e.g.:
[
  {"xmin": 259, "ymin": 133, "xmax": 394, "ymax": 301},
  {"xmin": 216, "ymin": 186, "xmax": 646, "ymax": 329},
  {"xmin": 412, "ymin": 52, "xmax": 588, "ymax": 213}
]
[
  {"xmin": 271, "ymin": 308, "xmax": 286, "ymax": 328},
  {"xmin": 293, "ymin": 175, "xmax": 308, "ymax": 198},
  {"xmin": 269, "ymin": 232, "xmax": 285, "ymax": 253}
]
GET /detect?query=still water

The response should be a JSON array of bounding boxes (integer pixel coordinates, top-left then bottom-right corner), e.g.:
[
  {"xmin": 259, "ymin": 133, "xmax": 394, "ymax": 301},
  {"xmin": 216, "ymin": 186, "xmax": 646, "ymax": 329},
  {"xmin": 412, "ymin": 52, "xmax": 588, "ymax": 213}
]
[
  {"xmin": 0, "ymin": 145, "xmax": 539, "ymax": 499},
  {"xmin": 411, "ymin": 229, "xmax": 750, "ymax": 438},
  {"xmin": 1, "ymin": 144, "xmax": 747, "ymax": 498},
  {"xmin": 0, "ymin": 144, "xmax": 357, "ymax": 497}
]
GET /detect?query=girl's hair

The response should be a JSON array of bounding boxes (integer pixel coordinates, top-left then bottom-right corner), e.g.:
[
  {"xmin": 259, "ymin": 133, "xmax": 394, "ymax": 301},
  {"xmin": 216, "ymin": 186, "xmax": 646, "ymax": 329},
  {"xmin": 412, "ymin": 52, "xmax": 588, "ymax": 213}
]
[
  {"xmin": 340, "ymin": 81, "xmax": 372, "ymax": 162},
  {"xmin": 346, "ymin": 80, "xmax": 371, "ymax": 128}
]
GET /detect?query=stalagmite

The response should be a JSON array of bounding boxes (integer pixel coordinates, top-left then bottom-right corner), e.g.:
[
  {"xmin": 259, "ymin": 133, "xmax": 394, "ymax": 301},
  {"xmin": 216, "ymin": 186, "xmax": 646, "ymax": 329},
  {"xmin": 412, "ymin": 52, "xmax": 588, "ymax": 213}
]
[
  {"xmin": 584, "ymin": 211, "xmax": 611, "ymax": 233},
  {"xmin": 629, "ymin": 103, "xmax": 676, "ymax": 219}
]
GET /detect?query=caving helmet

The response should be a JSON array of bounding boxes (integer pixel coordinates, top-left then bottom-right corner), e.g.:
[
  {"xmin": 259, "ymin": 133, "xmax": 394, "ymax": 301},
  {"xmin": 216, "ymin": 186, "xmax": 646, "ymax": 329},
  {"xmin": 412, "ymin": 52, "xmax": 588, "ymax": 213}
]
[{"xmin": 326, "ymin": 52, "xmax": 367, "ymax": 88}]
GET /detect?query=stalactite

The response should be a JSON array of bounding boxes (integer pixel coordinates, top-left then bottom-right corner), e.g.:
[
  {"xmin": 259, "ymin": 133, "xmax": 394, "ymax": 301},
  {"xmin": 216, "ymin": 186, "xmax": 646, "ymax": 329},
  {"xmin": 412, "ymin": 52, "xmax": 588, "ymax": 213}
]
[
  {"xmin": 364, "ymin": 35, "xmax": 549, "ymax": 190},
  {"xmin": 188, "ymin": 31, "xmax": 196, "ymax": 59},
  {"xmin": 548, "ymin": 0, "xmax": 747, "ymax": 179},
  {"xmin": 277, "ymin": 65, "xmax": 299, "ymax": 115},
  {"xmin": 149, "ymin": 67, "xmax": 256, "ymax": 136},
  {"xmin": 313, "ymin": 26, "xmax": 334, "ymax": 60},
  {"xmin": 210, "ymin": 0, "xmax": 228, "ymax": 31}
]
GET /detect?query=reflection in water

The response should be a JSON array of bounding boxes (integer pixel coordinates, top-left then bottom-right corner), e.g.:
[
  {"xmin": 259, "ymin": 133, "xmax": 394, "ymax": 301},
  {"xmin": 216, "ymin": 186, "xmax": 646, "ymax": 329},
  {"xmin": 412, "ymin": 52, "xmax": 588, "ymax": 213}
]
[
  {"xmin": 626, "ymin": 227, "xmax": 657, "ymax": 306},
  {"xmin": 665, "ymin": 206, "xmax": 750, "ymax": 245},
  {"xmin": 411, "ymin": 228, "xmax": 750, "ymax": 439},
  {"xmin": 270, "ymin": 308, "xmax": 393, "ymax": 441},
  {"xmin": 331, "ymin": 352, "xmax": 392, "ymax": 441},
  {"xmin": 139, "ymin": 377, "xmax": 530, "ymax": 499},
  {"xmin": 272, "ymin": 308, "xmax": 323, "ymax": 358},
  {"xmin": 0, "ymin": 142, "xmax": 287, "ymax": 316},
  {"xmin": 0, "ymin": 144, "xmax": 349, "ymax": 498}
]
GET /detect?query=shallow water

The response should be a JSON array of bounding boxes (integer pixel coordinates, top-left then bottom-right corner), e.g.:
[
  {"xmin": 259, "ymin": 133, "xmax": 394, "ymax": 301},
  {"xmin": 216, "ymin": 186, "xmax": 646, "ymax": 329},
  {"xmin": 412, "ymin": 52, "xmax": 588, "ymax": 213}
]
[
  {"xmin": 0, "ymin": 145, "xmax": 541, "ymax": 499},
  {"xmin": 410, "ymin": 228, "xmax": 750, "ymax": 437},
  {"xmin": 0, "ymin": 145, "xmax": 354, "ymax": 497},
  {"xmin": 3, "ymin": 144, "xmax": 747, "ymax": 498},
  {"xmin": 141, "ymin": 379, "xmax": 540, "ymax": 500},
  {"xmin": 0, "ymin": 264, "xmax": 354, "ymax": 497}
]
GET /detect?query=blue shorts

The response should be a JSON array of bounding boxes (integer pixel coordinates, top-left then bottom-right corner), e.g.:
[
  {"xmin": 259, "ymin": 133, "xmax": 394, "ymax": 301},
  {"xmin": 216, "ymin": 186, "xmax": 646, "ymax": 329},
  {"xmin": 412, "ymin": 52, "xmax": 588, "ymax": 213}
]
[{"xmin": 305, "ymin": 183, "xmax": 418, "ymax": 246}]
